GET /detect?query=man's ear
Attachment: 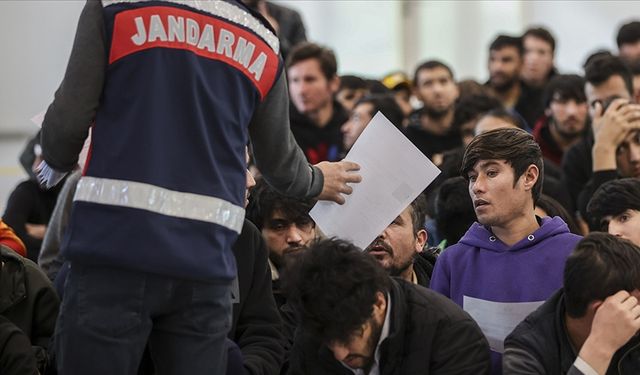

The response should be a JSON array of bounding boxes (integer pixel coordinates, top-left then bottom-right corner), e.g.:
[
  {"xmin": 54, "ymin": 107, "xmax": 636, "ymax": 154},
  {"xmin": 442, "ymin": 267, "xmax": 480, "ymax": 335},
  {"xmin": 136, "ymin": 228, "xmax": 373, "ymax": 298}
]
[
  {"xmin": 522, "ymin": 164, "xmax": 540, "ymax": 192},
  {"xmin": 415, "ymin": 229, "xmax": 428, "ymax": 253},
  {"xmin": 329, "ymin": 75, "xmax": 341, "ymax": 94}
]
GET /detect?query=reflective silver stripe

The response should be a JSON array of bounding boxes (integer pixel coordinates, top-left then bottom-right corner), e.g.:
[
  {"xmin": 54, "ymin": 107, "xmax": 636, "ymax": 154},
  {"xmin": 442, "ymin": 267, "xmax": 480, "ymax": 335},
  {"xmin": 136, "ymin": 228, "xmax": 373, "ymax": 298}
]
[
  {"xmin": 101, "ymin": 0, "xmax": 280, "ymax": 53},
  {"xmin": 74, "ymin": 176, "xmax": 245, "ymax": 233}
]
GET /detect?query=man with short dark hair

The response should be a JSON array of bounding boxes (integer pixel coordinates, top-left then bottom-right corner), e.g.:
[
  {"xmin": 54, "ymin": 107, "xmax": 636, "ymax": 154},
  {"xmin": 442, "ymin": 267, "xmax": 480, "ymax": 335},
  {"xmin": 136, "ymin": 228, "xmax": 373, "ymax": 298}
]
[
  {"xmin": 504, "ymin": 233, "xmax": 640, "ymax": 374},
  {"xmin": 341, "ymin": 94, "xmax": 404, "ymax": 151},
  {"xmin": 532, "ymin": 74, "xmax": 590, "ymax": 166},
  {"xmin": 405, "ymin": 60, "xmax": 461, "ymax": 159},
  {"xmin": 587, "ymin": 178, "xmax": 640, "ymax": 246},
  {"xmin": 287, "ymin": 42, "xmax": 347, "ymax": 163},
  {"xmin": 245, "ymin": 180, "xmax": 317, "ymax": 307},
  {"xmin": 617, "ymin": 20, "xmax": 640, "ymax": 64},
  {"xmin": 486, "ymin": 35, "xmax": 544, "ymax": 128},
  {"xmin": 365, "ymin": 194, "xmax": 433, "ymax": 287},
  {"xmin": 336, "ymin": 75, "xmax": 370, "ymax": 113},
  {"xmin": 563, "ymin": 55, "xmax": 640, "ymax": 227},
  {"xmin": 430, "ymin": 128, "xmax": 582, "ymax": 374},
  {"xmin": 287, "ymin": 238, "xmax": 491, "ymax": 374},
  {"xmin": 521, "ymin": 27, "xmax": 557, "ymax": 89}
]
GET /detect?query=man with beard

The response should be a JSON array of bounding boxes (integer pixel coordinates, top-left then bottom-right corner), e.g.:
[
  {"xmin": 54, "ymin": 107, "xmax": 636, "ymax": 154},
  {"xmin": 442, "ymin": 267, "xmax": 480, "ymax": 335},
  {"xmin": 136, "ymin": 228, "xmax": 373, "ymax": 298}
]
[
  {"xmin": 430, "ymin": 128, "xmax": 582, "ymax": 375},
  {"xmin": 486, "ymin": 35, "xmax": 545, "ymax": 128},
  {"xmin": 245, "ymin": 179, "xmax": 317, "ymax": 309},
  {"xmin": 405, "ymin": 60, "xmax": 461, "ymax": 160},
  {"xmin": 287, "ymin": 238, "xmax": 491, "ymax": 375},
  {"xmin": 532, "ymin": 74, "xmax": 590, "ymax": 167},
  {"xmin": 365, "ymin": 194, "xmax": 433, "ymax": 287},
  {"xmin": 563, "ymin": 55, "xmax": 640, "ymax": 228}
]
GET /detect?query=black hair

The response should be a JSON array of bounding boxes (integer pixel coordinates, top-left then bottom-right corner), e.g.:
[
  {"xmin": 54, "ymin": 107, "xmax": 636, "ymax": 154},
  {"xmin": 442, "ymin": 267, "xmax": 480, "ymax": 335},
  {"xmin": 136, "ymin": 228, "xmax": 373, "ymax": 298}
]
[
  {"xmin": 582, "ymin": 50, "xmax": 613, "ymax": 70},
  {"xmin": 478, "ymin": 108, "xmax": 527, "ymax": 130},
  {"xmin": 564, "ymin": 232, "xmax": 640, "ymax": 318},
  {"xmin": 542, "ymin": 74, "xmax": 587, "ymax": 109},
  {"xmin": 523, "ymin": 27, "xmax": 556, "ymax": 52},
  {"xmin": 339, "ymin": 75, "xmax": 368, "ymax": 91},
  {"xmin": 435, "ymin": 176, "xmax": 475, "ymax": 245},
  {"xmin": 461, "ymin": 128, "xmax": 544, "ymax": 204},
  {"xmin": 584, "ymin": 55, "xmax": 634, "ymax": 97},
  {"xmin": 587, "ymin": 178, "xmax": 640, "ymax": 230},
  {"xmin": 285, "ymin": 238, "xmax": 390, "ymax": 344},
  {"xmin": 245, "ymin": 179, "xmax": 315, "ymax": 231},
  {"xmin": 452, "ymin": 94, "xmax": 504, "ymax": 130},
  {"xmin": 409, "ymin": 193, "xmax": 428, "ymax": 234},
  {"xmin": 354, "ymin": 94, "xmax": 405, "ymax": 130},
  {"xmin": 617, "ymin": 20, "xmax": 640, "ymax": 48},
  {"xmin": 489, "ymin": 35, "xmax": 524, "ymax": 55},
  {"xmin": 536, "ymin": 194, "xmax": 582, "ymax": 235},
  {"xmin": 286, "ymin": 42, "xmax": 337, "ymax": 80},
  {"xmin": 413, "ymin": 60, "xmax": 455, "ymax": 87}
]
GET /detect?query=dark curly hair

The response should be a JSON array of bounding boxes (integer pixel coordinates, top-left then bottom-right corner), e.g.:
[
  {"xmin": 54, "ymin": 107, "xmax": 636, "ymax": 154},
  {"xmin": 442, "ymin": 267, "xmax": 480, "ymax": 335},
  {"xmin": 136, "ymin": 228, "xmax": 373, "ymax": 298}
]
[
  {"xmin": 284, "ymin": 238, "xmax": 390, "ymax": 344},
  {"xmin": 245, "ymin": 179, "xmax": 315, "ymax": 231}
]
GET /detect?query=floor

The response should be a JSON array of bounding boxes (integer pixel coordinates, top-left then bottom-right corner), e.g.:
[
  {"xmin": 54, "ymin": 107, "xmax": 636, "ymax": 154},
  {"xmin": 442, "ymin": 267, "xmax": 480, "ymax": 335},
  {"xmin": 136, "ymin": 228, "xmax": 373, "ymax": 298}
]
[{"xmin": 0, "ymin": 135, "xmax": 30, "ymax": 214}]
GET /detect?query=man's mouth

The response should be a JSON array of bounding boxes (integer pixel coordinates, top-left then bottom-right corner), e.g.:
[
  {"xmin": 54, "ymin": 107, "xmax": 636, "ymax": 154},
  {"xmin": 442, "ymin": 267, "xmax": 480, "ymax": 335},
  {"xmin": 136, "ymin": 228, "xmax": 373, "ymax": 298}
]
[
  {"xmin": 284, "ymin": 246, "xmax": 306, "ymax": 256},
  {"xmin": 366, "ymin": 241, "xmax": 392, "ymax": 257},
  {"xmin": 474, "ymin": 199, "xmax": 489, "ymax": 208}
]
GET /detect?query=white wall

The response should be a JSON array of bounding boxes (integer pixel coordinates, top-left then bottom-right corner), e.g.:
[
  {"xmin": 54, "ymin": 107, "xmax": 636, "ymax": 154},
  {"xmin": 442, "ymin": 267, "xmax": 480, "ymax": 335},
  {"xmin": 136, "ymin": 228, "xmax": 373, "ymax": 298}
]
[
  {"xmin": 2, "ymin": 0, "xmax": 640, "ymax": 135},
  {"xmin": 0, "ymin": 1, "xmax": 84, "ymax": 135}
]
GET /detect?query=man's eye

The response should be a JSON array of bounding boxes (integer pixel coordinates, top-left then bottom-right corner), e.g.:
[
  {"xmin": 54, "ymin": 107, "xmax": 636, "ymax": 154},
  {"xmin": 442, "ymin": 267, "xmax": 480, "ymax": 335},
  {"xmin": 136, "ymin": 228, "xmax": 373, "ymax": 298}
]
[
  {"xmin": 618, "ymin": 214, "xmax": 630, "ymax": 223},
  {"xmin": 468, "ymin": 175, "xmax": 477, "ymax": 182},
  {"xmin": 487, "ymin": 170, "xmax": 498, "ymax": 177}
]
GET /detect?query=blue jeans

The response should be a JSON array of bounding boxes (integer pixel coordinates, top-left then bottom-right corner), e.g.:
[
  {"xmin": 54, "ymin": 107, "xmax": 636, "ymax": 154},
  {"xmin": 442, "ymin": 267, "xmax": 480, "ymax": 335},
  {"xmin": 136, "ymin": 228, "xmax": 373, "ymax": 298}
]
[{"xmin": 54, "ymin": 263, "xmax": 232, "ymax": 375}]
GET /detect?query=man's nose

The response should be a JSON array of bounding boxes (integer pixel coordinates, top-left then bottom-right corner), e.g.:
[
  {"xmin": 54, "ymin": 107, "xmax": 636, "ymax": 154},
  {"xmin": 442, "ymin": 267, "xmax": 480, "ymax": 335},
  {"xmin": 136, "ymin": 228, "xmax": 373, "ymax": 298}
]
[
  {"xmin": 329, "ymin": 343, "xmax": 349, "ymax": 362},
  {"xmin": 286, "ymin": 225, "xmax": 303, "ymax": 244}
]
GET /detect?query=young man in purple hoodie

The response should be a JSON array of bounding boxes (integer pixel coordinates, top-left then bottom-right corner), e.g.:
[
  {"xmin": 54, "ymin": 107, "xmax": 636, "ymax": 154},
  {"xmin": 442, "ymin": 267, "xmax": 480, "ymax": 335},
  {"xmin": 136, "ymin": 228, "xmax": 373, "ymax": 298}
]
[{"xmin": 430, "ymin": 128, "xmax": 582, "ymax": 374}]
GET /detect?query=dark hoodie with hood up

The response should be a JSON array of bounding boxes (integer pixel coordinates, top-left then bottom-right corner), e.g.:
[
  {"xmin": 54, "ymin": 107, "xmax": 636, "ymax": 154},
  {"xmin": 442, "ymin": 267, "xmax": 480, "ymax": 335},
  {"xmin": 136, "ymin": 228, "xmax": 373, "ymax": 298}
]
[{"xmin": 430, "ymin": 216, "xmax": 581, "ymax": 375}]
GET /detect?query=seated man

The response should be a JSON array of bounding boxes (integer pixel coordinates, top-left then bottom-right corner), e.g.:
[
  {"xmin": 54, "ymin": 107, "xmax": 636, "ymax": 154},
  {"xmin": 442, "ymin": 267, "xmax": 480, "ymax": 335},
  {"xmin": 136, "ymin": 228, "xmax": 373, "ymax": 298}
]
[
  {"xmin": 287, "ymin": 238, "xmax": 491, "ymax": 374},
  {"xmin": 430, "ymin": 128, "xmax": 582, "ymax": 374},
  {"xmin": 587, "ymin": 178, "xmax": 640, "ymax": 246},
  {"xmin": 504, "ymin": 232, "xmax": 640, "ymax": 374},
  {"xmin": 0, "ymin": 244, "xmax": 59, "ymax": 373},
  {"xmin": 245, "ymin": 180, "xmax": 317, "ymax": 308},
  {"xmin": 365, "ymin": 194, "xmax": 433, "ymax": 287}
]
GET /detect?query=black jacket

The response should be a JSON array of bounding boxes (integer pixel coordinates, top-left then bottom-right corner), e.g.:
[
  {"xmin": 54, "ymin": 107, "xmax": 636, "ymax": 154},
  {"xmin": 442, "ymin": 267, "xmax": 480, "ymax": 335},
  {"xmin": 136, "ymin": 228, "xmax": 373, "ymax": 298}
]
[
  {"xmin": 0, "ymin": 315, "xmax": 38, "ymax": 375},
  {"xmin": 414, "ymin": 250, "xmax": 436, "ymax": 288},
  {"xmin": 504, "ymin": 289, "xmax": 640, "ymax": 374},
  {"xmin": 290, "ymin": 101, "xmax": 347, "ymax": 164},
  {"xmin": 0, "ymin": 245, "xmax": 59, "ymax": 372},
  {"xmin": 287, "ymin": 278, "xmax": 491, "ymax": 374},
  {"xmin": 230, "ymin": 220, "xmax": 286, "ymax": 375}
]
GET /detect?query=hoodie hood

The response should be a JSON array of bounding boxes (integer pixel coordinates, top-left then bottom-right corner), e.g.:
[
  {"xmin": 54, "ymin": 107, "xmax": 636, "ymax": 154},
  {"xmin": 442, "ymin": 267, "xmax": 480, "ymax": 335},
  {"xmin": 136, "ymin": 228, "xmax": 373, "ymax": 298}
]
[{"xmin": 458, "ymin": 216, "xmax": 570, "ymax": 253}]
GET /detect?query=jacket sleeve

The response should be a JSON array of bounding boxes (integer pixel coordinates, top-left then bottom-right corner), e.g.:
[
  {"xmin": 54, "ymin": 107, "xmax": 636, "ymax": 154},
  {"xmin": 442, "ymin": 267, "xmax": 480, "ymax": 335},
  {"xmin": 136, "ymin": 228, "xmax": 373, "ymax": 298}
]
[
  {"xmin": 0, "ymin": 316, "xmax": 39, "ymax": 375},
  {"xmin": 234, "ymin": 227, "xmax": 286, "ymax": 375},
  {"xmin": 431, "ymin": 318, "xmax": 491, "ymax": 375},
  {"xmin": 38, "ymin": 170, "xmax": 80, "ymax": 281},
  {"xmin": 248, "ymin": 73, "xmax": 323, "ymax": 199},
  {"xmin": 502, "ymin": 345, "xmax": 547, "ymax": 374},
  {"xmin": 40, "ymin": 0, "xmax": 106, "ymax": 172},
  {"xmin": 26, "ymin": 263, "xmax": 60, "ymax": 350}
]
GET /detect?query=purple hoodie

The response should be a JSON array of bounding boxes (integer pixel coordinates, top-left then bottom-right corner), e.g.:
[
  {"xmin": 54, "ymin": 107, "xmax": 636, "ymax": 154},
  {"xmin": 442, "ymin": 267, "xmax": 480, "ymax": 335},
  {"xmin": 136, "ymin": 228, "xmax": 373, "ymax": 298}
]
[{"xmin": 430, "ymin": 216, "xmax": 581, "ymax": 375}]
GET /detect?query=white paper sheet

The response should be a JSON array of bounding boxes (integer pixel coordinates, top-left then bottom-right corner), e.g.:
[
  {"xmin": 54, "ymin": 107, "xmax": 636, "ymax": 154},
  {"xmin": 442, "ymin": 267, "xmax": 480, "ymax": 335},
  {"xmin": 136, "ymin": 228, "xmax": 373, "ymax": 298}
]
[
  {"xmin": 309, "ymin": 111, "xmax": 441, "ymax": 250},
  {"xmin": 463, "ymin": 295, "xmax": 545, "ymax": 353}
]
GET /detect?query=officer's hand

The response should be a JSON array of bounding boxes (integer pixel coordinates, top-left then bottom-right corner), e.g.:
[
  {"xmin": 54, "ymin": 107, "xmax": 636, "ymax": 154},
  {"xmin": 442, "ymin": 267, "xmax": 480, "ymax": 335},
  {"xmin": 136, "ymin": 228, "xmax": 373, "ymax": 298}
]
[{"xmin": 315, "ymin": 161, "xmax": 362, "ymax": 204}]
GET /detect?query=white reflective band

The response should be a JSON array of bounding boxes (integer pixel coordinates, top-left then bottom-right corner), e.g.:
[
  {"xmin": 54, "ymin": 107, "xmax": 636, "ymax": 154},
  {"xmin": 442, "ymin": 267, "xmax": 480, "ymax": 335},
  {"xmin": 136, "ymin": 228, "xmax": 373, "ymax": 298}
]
[
  {"xmin": 102, "ymin": 0, "xmax": 280, "ymax": 53},
  {"xmin": 74, "ymin": 176, "xmax": 245, "ymax": 233}
]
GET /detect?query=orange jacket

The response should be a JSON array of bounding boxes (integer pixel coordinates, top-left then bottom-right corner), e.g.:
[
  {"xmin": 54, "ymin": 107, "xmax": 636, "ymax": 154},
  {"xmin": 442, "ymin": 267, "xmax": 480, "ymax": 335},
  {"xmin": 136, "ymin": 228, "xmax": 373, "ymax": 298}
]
[{"xmin": 0, "ymin": 220, "xmax": 27, "ymax": 257}]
